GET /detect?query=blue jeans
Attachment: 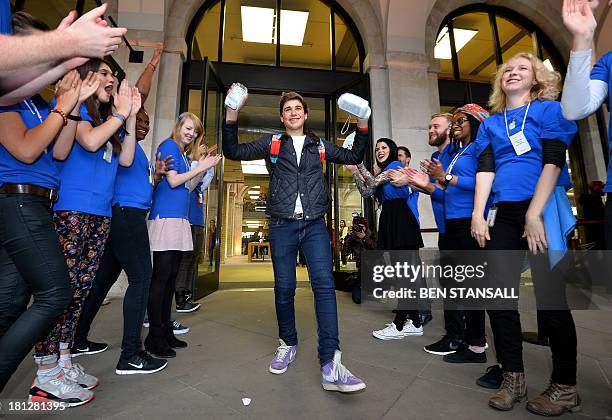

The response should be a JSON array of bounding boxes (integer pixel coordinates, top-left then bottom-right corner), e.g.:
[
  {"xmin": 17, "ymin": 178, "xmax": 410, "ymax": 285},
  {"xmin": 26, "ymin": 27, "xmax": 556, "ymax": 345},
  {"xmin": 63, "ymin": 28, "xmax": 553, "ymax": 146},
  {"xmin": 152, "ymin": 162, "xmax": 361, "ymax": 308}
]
[{"xmin": 269, "ymin": 217, "xmax": 339, "ymax": 366}]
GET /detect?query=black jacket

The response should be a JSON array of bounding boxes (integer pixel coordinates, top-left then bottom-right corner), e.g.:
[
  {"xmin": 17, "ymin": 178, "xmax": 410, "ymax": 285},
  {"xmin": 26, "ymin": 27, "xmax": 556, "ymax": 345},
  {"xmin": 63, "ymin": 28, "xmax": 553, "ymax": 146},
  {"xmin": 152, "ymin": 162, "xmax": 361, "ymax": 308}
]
[{"xmin": 222, "ymin": 121, "xmax": 368, "ymax": 220}]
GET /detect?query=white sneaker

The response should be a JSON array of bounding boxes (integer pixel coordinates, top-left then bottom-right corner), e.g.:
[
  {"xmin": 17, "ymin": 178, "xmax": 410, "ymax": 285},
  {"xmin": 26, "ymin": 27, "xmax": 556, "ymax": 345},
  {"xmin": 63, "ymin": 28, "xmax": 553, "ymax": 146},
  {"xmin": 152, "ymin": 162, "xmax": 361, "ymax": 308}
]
[
  {"xmin": 29, "ymin": 371, "xmax": 94, "ymax": 407},
  {"xmin": 402, "ymin": 321, "xmax": 423, "ymax": 336},
  {"xmin": 372, "ymin": 322, "xmax": 406, "ymax": 340},
  {"xmin": 63, "ymin": 363, "xmax": 99, "ymax": 390}
]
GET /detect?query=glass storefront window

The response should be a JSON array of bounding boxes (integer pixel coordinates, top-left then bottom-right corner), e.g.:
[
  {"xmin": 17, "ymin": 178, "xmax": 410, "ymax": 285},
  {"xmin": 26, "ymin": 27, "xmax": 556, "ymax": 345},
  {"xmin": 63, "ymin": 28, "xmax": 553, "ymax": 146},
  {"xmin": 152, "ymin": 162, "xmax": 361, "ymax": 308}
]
[
  {"xmin": 191, "ymin": 1, "xmax": 221, "ymax": 61},
  {"xmin": 452, "ymin": 12, "xmax": 496, "ymax": 83},
  {"xmin": 496, "ymin": 15, "xmax": 536, "ymax": 63},
  {"xmin": 334, "ymin": 11, "xmax": 360, "ymax": 72},
  {"xmin": 280, "ymin": 0, "xmax": 331, "ymax": 70},
  {"xmin": 222, "ymin": 0, "xmax": 277, "ymax": 66}
]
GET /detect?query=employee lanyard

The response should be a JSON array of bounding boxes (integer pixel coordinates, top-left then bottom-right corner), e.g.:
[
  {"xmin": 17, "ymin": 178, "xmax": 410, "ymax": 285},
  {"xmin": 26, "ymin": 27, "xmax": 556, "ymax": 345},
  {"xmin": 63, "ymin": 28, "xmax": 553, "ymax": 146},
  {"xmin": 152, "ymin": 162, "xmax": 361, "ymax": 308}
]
[
  {"xmin": 446, "ymin": 143, "xmax": 472, "ymax": 175},
  {"xmin": 503, "ymin": 100, "xmax": 531, "ymax": 139},
  {"xmin": 182, "ymin": 152, "xmax": 190, "ymax": 171},
  {"xmin": 24, "ymin": 99, "xmax": 43, "ymax": 123}
]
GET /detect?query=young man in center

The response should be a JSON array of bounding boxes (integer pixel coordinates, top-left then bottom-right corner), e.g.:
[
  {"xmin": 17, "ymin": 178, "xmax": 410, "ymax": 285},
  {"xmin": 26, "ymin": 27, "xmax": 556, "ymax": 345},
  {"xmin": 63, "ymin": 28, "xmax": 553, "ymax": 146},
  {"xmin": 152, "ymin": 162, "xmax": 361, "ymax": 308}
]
[{"xmin": 222, "ymin": 88, "xmax": 369, "ymax": 393}]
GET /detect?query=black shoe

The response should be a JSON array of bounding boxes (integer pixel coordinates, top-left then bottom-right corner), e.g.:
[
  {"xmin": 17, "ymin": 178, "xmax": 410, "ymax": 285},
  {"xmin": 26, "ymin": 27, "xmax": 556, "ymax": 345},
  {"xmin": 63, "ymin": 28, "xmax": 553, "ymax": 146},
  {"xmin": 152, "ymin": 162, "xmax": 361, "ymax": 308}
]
[
  {"xmin": 176, "ymin": 301, "xmax": 201, "ymax": 313},
  {"xmin": 144, "ymin": 328, "xmax": 176, "ymax": 358},
  {"xmin": 164, "ymin": 323, "xmax": 188, "ymax": 349},
  {"xmin": 443, "ymin": 347, "xmax": 487, "ymax": 363},
  {"xmin": 424, "ymin": 335, "xmax": 464, "ymax": 355},
  {"xmin": 72, "ymin": 340, "xmax": 109, "ymax": 357},
  {"xmin": 116, "ymin": 351, "xmax": 168, "ymax": 375},
  {"xmin": 419, "ymin": 310, "xmax": 433, "ymax": 326},
  {"xmin": 351, "ymin": 283, "xmax": 362, "ymax": 304},
  {"xmin": 476, "ymin": 364, "xmax": 503, "ymax": 389}
]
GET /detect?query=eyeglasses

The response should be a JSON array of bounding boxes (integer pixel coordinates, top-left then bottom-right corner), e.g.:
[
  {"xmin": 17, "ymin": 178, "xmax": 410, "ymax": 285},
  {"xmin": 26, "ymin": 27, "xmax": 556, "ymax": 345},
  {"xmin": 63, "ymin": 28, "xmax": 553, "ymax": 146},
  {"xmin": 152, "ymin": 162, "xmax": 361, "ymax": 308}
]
[{"xmin": 451, "ymin": 117, "xmax": 469, "ymax": 127}]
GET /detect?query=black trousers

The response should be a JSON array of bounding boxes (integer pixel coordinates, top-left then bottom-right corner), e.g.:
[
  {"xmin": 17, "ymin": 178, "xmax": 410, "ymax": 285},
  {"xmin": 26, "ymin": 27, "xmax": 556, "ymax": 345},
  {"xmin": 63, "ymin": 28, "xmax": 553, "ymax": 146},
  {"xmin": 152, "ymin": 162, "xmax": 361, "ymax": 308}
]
[
  {"xmin": 75, "ymin": 205, "xmax": 152, "ymax": 359},
  {"xmin": 175, "ymin": 225, "xmax": 204, "ymax": 292},
  {"xmin": 148, "ymin": 250, "xmax": 182, "ymax": 329},
  {"xmin": 444, "ymin": 217, "xmax": 486, "ymax": 347},
  {"xmin": 487, "ymin": 200, "xmax": 577, "ymax": 385},
  {"xmin": 606, "ymin": 193, "xmax": 612, "ymax": 250},
  {"xmin": 0, "ymin": 194, "xmax": 71, "ymax": 391}
]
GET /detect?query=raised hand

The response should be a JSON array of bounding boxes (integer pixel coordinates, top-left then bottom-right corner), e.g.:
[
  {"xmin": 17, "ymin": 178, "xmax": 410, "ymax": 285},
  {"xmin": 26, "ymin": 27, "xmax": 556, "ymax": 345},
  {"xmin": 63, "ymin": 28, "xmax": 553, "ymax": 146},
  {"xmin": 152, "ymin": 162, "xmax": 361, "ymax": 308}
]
[
  {"xmin": 421, "ymin": 158, "xmax": 445, "ymax": 182},
  {"xmin": 78, "ymin": 71, "xmax": 100, "ymax": 103},
  {"xmin": 199, "ymin": 153, "xmax": 222, "ymax": 171},
  {"xmin": 115, "ymin": 79, "xmax": 133, "ymax": 117},
  {"xmin": 562, "ymin": 0, "xmax": 596, "ymax": 49},
  {"xmin": 389, "ymin": 169, "xmax": 410, "ymax": 187},
  {"xmin": 55, "ymin": 70, "xmax": 82, "ymax": 115},
  {"xmin": 64, "ymin": 3, "xmax": 127, "ymax": 58},
  {"xmin": 129, "ymin": 87, "xmax": 142, "ymax": 118},
  {"xmin": 151, "ymin": 44, "xmax": 163, "ymax": 68}
]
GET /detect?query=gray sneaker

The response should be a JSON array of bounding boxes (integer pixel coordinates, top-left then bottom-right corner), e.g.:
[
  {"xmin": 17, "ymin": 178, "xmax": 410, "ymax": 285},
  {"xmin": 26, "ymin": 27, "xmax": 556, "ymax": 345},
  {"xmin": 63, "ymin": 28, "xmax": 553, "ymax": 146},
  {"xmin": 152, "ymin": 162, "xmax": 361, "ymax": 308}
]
[
  {"xmin": 269, "ymin": 339, "xmax": 296, "ymax": 374},
  {"xmin": 29, "ymin": 371, "xmax": 94, "ymax": 407},
  {"xmin": 63, "ymin": 363, "xmax": 99, "ymax": 390}
]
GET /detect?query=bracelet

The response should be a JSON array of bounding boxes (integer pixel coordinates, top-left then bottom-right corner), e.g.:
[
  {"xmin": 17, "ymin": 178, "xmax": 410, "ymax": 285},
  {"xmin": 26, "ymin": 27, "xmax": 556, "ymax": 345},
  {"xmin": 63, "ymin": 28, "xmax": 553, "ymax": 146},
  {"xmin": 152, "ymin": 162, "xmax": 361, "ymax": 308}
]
[
  {"xmin": 112, "ymin": 113, "xmax": 127, "ymax": 123},
  {"xmin": 357, "ymin": 126, "xmax": 369, "ymax": 132},
  {"xmin": 148, "ymin": 63, "xmax": 156, "ymax": 71},
  {"xmin": 51, "ymin": 109, "xmax": 68, "ymax": 126},
  {"xmin": 67, "ymin": 114, "xmax": 82, "ymax": 122}
]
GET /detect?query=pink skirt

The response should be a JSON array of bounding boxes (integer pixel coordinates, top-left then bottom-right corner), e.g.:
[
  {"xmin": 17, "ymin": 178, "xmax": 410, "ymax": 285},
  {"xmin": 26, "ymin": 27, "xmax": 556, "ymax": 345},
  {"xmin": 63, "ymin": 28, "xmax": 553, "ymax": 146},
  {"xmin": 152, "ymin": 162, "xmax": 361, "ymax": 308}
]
[{"xmin": 147, "ymin": 217, "xmax": 193, "ymax": 251}]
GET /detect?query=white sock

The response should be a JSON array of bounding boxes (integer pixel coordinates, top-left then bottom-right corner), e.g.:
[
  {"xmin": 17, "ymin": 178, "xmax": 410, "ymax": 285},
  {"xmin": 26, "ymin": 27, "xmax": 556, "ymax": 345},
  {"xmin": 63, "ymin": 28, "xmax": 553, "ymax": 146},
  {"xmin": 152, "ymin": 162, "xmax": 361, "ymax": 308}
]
[
  {"xmin": 469, "ymin": 345, "xmax": 486, "ymax": 354},
  {"xmin": 59, "ymin": 353, "xmax": 72, "ymax": 368},
  {"xmin": 37, "ymin": 364, "xmax": 62, "ymax": 384}
]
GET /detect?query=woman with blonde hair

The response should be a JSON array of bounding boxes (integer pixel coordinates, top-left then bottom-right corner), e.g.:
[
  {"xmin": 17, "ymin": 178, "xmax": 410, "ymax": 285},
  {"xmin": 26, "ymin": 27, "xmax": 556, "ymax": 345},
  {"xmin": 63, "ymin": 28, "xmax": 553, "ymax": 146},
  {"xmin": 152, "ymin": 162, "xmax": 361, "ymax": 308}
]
[
  {"xmin": 146, "ymin": 112, "xmax": 221, "ymax": 358},
  {"xmin": 470, "ymin": 52, "xmax": 579, "ymax": 415}
]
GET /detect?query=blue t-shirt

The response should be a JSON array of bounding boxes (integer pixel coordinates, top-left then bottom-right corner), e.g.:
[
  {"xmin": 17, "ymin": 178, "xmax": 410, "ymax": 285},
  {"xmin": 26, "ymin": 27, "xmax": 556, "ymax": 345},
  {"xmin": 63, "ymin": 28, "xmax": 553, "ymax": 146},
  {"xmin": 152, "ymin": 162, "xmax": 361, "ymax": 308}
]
[
  {"xmin": 149, "ymin": 139, "xmax": 190, "ymax": 220},
  {"xmin": 444, "ymin": 142, "xmax": 479, "ymax": 219},
  {"xmin": 473, "ymin": 100, "xmax": 577, "ymax": 203},
  {"xmin": 0, "ymin": 95, "xmax": 61, "ymax": 190},
  {"xmin": 1, "ymin": 0, "xmax": 11, "ymax": 34},
  {"xmin": 112, "ymin": 143, "xmax": 153, "ymax": 210},
  {"xmin": 54, "ymin": 103, "xmax": 120, "ymax": 217},
  {"xmin": 377, "ymin": 161, "xmax": 420, "ymax": 223},
  {"xmin": 188, "ymin": 188, "xmax": 204, "ymax": 226},
  {"xmin": 430, "ymin": 145, "xmax": 452, "ymax": 233},
  {"xmin": 591, "ymin": 52, "xmax": 612, "ymax": 192}
]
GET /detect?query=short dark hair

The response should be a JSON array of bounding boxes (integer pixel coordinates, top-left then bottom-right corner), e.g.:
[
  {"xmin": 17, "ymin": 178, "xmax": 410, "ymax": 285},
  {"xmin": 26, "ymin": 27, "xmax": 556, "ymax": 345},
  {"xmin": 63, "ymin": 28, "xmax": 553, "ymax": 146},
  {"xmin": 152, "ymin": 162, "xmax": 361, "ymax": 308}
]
[
  {"xmin": 397, "ymin": 146, "xmax": 411, "ymax": 158},
  {"xmin": 279, "ymin": 92, "xmax": 308, "ymax": 115},
  {"xmin": 12, "ymin": 11, "xmax": 50, "ymax": 34}
]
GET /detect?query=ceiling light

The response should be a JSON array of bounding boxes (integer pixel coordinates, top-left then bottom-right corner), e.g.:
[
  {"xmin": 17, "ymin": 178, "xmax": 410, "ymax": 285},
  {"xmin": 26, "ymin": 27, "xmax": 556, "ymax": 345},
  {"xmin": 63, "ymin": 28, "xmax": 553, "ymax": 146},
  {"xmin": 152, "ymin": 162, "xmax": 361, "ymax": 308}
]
[
  {"xmin": 241, "ymin": 6, "xmax": 275, "ymax": 44},
  {"xmin": 241, "ymin": 160, "xmax": 268, "ymax": 175},
  {"xmin": 241, "ymin": 6, "xmax": 309, "ymax": 47},
  {"xmin": 245, "ymin": 220, "xmax": 259, "ymax": 224},
  {"xmin": 434, "ymin": 26, "xmax": 478, "ymax": 59},
  {"xmin": 247, "ymin": 224, "xmax": 259, "ymax": 228},
  {"xmin": 255, "ymin": 206, "xmax": 267, "ymax": 212},
  {"xmin": 279, "ymin": 10, "xmax": 309, "ymax": 46},
  {"xmin": 248, "ymin": 189, "xmax": 260, "ymax": 195}
]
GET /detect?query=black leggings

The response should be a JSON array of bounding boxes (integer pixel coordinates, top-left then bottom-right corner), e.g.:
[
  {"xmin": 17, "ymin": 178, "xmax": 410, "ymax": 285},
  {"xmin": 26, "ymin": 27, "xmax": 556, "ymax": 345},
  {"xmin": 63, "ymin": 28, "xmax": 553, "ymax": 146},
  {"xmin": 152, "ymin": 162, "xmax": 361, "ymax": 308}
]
[
  {"xmin": 148, "ymin": 250, "xmax": 182, "ymax": 329},
  {"xmin": 487, "ymin": 200, "xmax": 577, "ymax": 385},
  {"xmin": 0, "ymin": 194, "xmax": 71, "ymax": 391}
]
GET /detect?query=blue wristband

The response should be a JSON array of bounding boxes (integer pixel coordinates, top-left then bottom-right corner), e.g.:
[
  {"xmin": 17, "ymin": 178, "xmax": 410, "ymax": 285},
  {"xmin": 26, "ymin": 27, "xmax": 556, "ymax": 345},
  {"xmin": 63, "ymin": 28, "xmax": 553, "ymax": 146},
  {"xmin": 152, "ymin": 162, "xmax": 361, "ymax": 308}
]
[{"xmin": 112, "ymin": 113, "xmax": 127, "ymax": 123}]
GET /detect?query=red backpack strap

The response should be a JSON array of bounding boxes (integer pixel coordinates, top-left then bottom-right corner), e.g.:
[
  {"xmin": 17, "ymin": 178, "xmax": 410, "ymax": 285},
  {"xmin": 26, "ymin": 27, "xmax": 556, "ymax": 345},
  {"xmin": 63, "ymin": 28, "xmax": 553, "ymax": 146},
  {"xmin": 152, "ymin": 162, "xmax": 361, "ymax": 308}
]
[
  {"xmin": 270, "ymin": 134, "xmax": 282, "ymax": 163},
  {"xmin": 318, "ymin": 139, "xmax": 326, "ymax": 162}
]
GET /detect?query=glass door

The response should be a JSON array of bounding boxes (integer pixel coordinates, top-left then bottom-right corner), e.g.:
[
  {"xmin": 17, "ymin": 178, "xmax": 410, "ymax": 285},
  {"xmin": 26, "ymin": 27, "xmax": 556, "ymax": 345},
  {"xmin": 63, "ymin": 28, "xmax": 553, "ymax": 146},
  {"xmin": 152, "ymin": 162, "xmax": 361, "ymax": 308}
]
[{"xmin": 194, "ymin": 59, "xmax": 225, "ymax": 299}]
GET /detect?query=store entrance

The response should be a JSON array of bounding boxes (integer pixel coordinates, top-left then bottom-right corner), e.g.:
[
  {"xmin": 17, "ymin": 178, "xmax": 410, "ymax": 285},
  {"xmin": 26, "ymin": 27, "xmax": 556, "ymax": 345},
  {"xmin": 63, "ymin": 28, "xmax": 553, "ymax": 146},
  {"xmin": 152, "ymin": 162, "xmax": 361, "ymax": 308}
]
[{"xmin": 182, "ymin": 60, "xmax": 371, "ymax": 299}]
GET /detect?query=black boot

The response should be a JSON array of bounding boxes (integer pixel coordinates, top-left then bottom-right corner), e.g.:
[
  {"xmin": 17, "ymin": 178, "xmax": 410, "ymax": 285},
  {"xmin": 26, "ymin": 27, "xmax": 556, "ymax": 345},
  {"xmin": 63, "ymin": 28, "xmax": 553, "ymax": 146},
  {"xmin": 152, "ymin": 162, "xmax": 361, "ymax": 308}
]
[
  {"xmin": 175, "ymin": 289, "xmax": 201, "ymax": 313},
  {"xmin": 164, "ymin": 322, "xmax": 188, "ymax": 349},
  {"xmin": 145, "ymin": 326, "xmax": 176, "ymax": 358}
]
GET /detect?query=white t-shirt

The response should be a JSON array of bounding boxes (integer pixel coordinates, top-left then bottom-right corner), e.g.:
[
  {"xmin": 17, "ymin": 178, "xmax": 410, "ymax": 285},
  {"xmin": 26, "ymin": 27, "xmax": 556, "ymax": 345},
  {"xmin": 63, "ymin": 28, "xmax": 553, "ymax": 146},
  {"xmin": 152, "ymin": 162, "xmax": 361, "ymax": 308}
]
[{"xmin": 292, "ymin": 135, "xmax": 306, "ymax": 214}]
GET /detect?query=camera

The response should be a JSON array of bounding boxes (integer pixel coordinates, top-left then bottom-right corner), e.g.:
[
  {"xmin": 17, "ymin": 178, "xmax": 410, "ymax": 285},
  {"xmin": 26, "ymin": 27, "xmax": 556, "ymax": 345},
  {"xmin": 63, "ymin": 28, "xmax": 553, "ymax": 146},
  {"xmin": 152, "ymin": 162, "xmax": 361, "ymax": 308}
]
[{"xmin": 352, "ymin": 224, "xmax": 364, "ymax": 233}]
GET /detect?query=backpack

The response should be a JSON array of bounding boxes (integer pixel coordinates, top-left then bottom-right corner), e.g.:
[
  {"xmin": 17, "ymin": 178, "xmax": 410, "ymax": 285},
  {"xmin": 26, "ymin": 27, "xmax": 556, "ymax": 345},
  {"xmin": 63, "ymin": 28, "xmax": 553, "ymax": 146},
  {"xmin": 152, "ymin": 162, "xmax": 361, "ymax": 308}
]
[{"xmin": 269, "ymin": 134, "xmax": 326, "ymax": 165}]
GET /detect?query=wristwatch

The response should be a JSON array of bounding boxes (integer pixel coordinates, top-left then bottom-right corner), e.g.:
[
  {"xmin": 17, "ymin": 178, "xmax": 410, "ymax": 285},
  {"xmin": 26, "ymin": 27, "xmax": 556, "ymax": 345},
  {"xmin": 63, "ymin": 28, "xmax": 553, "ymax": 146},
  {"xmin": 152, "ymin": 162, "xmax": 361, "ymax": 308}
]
[{"xmin": 443, "ymin": 173, "xmax": 453, "ymax": 187}]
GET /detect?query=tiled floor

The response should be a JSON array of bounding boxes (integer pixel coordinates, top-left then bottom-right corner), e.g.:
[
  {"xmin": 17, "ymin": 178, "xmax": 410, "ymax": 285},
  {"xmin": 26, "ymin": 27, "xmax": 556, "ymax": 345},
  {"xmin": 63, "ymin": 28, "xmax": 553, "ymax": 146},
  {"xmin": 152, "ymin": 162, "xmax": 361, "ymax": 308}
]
[{"xmin": 3, "ymin": 288, "xmax": 611, "ymax": 419}]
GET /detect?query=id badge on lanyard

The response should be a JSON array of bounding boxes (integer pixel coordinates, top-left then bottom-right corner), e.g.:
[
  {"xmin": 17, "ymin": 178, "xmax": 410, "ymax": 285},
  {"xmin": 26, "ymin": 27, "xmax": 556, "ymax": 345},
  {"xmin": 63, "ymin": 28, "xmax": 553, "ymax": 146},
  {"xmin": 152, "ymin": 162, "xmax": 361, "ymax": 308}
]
[
  {"xmin": 148, "ymin": 163, "xmax": 155, "ymax": 185},
  {"xmin": 504, "ymin": 101, "xmax": 532, "ymax": 156}
]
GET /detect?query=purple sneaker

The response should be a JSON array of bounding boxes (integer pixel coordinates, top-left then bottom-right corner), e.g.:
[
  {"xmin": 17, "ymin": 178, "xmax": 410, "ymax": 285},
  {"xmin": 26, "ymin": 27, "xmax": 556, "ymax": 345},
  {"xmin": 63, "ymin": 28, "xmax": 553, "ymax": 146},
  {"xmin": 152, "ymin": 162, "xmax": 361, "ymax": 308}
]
[
  {"xmin": 269, "ymin": 339, "xmax": 297, "ymax": 374},
  {"xmin": 321, "ymin": 350, "xmax": 366, "ymax": 393}
]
